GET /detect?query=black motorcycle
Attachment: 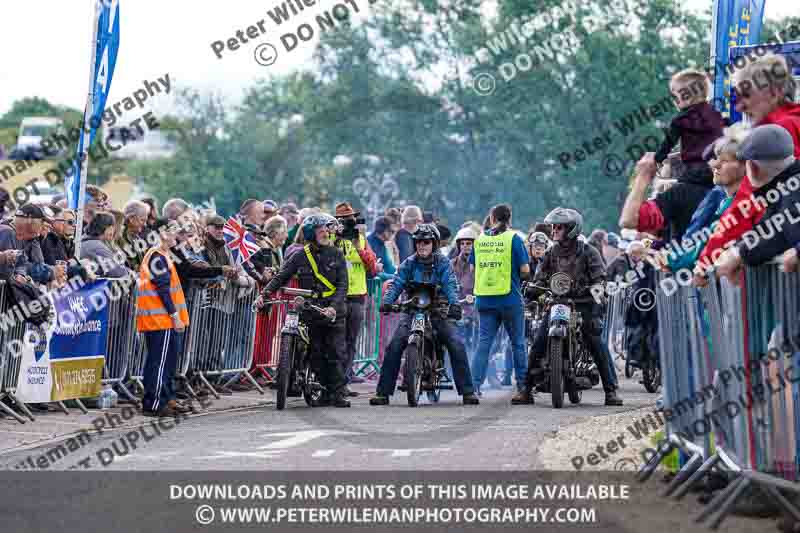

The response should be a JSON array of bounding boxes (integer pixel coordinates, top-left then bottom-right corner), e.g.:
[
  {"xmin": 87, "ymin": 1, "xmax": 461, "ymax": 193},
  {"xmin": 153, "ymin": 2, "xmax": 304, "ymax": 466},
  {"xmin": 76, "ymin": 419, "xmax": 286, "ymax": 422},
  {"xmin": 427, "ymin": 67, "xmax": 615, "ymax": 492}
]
[
  {"xmin": 528, "ymin": 273, "xmax": 600, "ymax": 408},
  {"xmin": 257, "ymin": 286, "xmax": 333, "ymax": 410},
  {"xmin": 381, "ymin": 282, "xmax": 458, "ymax": 407}
]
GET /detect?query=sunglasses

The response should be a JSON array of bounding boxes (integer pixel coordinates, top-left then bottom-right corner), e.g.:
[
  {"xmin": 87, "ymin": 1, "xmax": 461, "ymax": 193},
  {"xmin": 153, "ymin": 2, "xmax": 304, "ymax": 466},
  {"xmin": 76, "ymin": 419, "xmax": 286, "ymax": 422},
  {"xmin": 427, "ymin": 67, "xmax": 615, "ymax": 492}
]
[
  {"xmin": 209, "ymin": 224, "xmax": 225, "ymax": 229},
  {"xmin": 56, "ymin": 219, "xmax": 76, "ymax": 225},
  {"xmin": 416, "ymin": 239, "xmax": 434, "ymax": 245},
  {"xmin": 552, "ymin": 224, "xmax": 566, "ymax": 231}
]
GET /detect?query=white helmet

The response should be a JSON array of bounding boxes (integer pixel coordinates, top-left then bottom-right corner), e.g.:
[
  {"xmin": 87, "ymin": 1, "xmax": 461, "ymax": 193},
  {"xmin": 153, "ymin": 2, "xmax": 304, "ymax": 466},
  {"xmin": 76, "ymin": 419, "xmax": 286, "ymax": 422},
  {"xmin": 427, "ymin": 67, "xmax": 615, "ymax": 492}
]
[{"xmin": 455, "ymin": 226, "xmax": 477, "ymax": 242}]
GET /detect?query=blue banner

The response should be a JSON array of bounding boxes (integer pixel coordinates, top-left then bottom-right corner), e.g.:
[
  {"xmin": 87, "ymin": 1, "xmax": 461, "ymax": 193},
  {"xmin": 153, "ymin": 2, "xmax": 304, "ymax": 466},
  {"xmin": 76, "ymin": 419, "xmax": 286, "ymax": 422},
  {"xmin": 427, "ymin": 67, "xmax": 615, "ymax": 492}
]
[
  {"xmin": 712, "ymin": 0, "xmax": 766, "ymax": 115},
  {"xmin": 67, "ymin": 0, "xmax": 121, "ymax": 209},
  {"xmin": 49, "ymin": 279, "xmax": 110, "ymax": 401},
  {"xmin": 16, "ymin": 280, "xmax": 110, "ymax": 402}
]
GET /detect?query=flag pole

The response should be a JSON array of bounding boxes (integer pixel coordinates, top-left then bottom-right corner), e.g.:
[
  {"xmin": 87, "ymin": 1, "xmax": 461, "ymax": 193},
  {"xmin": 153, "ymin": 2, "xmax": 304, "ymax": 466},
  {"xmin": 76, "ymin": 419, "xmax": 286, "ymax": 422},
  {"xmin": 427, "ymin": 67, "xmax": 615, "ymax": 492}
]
[{"xmin": 73, "ymin": 0, "xmax": 101, "ymax": 259}]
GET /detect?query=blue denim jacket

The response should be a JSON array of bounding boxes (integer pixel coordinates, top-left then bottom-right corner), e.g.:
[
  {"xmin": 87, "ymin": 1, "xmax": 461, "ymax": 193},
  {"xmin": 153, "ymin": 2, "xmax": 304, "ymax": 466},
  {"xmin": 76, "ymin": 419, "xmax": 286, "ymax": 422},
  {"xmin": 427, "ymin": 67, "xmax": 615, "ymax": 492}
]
[{"xmin": 383, "ymin": 252, "xmax": 459, "ymax": 305}]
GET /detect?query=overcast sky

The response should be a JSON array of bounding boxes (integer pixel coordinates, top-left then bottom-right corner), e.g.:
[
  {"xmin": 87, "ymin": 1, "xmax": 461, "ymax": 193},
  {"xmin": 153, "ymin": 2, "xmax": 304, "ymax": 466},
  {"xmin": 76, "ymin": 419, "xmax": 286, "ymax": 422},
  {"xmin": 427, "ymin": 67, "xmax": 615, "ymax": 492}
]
[{"xmin": 1, "ymin": 0, "xmax": 797, "ymax": 118}]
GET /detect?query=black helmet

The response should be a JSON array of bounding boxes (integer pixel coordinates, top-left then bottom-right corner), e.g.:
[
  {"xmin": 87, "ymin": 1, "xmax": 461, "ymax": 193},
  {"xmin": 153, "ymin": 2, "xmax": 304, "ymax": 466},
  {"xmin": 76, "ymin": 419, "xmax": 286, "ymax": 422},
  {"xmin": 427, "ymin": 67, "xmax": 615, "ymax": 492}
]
[
  {"xmin": 543, "ymin": 207, "xmax": 583, "ymax": 240},
  {"xmin": 412, "ymin": 223, "xmax": 440, "ymax": 246}
]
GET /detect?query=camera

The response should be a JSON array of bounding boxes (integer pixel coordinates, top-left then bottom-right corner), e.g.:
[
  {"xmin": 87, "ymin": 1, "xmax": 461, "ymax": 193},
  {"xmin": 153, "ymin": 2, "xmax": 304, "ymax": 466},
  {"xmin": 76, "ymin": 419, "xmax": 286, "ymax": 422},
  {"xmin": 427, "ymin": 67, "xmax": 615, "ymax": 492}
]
[{"xmin": 339, "ymin": 217, "xmax": 366, "ymax": 240}]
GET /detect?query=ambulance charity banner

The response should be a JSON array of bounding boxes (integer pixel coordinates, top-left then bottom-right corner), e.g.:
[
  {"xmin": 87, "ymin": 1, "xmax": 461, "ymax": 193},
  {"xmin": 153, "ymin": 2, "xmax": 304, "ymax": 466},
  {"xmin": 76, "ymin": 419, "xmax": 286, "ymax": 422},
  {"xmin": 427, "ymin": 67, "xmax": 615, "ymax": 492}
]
[{"xmin": 16, "ymin": 280, "xmax": 110, "ymax": 402}]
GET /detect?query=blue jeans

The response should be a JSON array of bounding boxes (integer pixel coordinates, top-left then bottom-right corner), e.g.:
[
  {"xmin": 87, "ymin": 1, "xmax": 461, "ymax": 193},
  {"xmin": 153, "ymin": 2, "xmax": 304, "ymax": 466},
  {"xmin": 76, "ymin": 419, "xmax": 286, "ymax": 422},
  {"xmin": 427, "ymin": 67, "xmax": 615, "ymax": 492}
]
[
  {"xmin": 607, "ymin": 350, "xmax": 618, "ymax": 386},
  {"xmin": 472, "ymin": 306, "xmax": 527, "ymax": 392}
]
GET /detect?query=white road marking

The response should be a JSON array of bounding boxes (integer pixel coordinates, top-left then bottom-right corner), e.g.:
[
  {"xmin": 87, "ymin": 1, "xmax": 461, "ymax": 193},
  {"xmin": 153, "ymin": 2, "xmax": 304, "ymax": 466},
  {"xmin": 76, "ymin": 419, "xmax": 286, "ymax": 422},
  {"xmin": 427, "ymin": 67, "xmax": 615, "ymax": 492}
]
[
  {"xmin": 258, "ymin": 430, "xmax": 362, "ymax": 450},
  {"xmin": 365, "ymin": 447, "xmax": 452, "ymax": 458},
  {"xmin": 311, "ymin": 449, "xmax": 336, "ymax": 458},
  {"xmin": 198, "ymin": 450, "xmax": 285, "ymax": 460}
]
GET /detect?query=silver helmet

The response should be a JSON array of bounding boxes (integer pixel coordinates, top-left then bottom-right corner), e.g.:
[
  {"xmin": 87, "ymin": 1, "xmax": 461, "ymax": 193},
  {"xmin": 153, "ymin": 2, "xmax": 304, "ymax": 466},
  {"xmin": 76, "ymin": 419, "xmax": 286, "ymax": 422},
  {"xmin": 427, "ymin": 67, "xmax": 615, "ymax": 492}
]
[{"xmin": 543, "ymin": 207, "xmax": 583, "ymax": 240}]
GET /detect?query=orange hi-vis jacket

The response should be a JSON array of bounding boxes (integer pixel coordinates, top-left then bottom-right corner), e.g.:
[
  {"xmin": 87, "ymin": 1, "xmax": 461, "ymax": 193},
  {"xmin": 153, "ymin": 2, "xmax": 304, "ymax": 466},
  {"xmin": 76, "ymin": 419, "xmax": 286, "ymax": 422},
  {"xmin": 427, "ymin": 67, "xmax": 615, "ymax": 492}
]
[{"xmin": 136, "ymin": 248, "xmax": 189, "ymax": 332}]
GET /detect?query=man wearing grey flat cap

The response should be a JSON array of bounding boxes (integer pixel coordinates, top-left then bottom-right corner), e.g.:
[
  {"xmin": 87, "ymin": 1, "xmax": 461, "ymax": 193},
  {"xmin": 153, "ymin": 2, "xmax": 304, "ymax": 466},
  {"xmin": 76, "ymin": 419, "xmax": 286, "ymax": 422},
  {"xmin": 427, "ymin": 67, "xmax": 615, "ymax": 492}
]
[{"xmin": 716, "ymin": 124, "xmax": 800, "ymax": 281}]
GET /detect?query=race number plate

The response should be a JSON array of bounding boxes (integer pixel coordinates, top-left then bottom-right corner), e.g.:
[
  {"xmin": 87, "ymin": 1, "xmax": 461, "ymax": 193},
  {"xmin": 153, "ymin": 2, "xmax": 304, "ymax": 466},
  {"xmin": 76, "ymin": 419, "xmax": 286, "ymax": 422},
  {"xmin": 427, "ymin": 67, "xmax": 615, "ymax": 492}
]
[
  {"xmin": 550, "ymin": 304, "xmax": 571, "ymax": 322},
  {"xmin": 285, "ymin": 313, "xmax": 299, "ymax": 328},
  {"xmin": 411, "ymin": 314, "xmax": 425, "ymax": 331}
]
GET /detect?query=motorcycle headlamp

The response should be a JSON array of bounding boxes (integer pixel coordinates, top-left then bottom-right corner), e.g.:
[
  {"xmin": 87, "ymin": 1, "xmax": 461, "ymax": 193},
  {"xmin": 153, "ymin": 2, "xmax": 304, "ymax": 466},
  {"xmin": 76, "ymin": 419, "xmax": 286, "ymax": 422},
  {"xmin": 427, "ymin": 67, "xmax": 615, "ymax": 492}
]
[
  {"xmin": 550, "ymin": 272, "xmax": 572, "ymax": 296},
  {"xmin": 412, "ymin": 292, "xmax": 431, "ymax": 308}
]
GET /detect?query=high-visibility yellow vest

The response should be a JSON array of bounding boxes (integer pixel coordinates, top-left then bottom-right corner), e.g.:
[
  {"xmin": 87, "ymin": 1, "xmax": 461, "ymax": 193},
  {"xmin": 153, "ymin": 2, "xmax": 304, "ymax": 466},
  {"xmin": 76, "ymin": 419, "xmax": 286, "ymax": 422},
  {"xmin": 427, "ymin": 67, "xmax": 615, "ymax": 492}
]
[
  {"xmin": 473, "ymin": 230, "xmax": 514, "ymax": 296},
  {"xmin": 304, "ymin": 245, "xmax": 336, "ymax": 298},
  {"xmin": 136, "ymin": 248, "xmax": 189, "ymax": 332},
  {"xmin": 339, "ymin": 235, "xmax": 368, "ymax": 296}
]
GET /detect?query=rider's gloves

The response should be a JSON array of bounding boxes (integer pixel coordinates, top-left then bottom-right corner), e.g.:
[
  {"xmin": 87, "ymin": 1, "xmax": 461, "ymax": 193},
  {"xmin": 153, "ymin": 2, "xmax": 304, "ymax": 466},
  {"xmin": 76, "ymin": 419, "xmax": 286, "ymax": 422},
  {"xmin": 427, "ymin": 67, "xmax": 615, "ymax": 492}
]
[
  {"xmin": 447, "ymin": 304, "xmax": 463, "ymax": 321},
  {"xmin": 379, "ymin": 303, "xmax": 393, "ymax": 313},
  {"xmin": 522, "ymin": 282, "xmax": 533, "ymax": 298}
]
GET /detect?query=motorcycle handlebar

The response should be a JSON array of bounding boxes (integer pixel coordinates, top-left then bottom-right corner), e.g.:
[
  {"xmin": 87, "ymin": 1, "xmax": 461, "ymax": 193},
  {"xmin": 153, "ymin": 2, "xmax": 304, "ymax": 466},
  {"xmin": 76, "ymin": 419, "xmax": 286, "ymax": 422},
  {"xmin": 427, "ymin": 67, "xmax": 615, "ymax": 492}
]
[{"xmin": 283, "ymin": 287, "xmax": 314, "ymax": 297}]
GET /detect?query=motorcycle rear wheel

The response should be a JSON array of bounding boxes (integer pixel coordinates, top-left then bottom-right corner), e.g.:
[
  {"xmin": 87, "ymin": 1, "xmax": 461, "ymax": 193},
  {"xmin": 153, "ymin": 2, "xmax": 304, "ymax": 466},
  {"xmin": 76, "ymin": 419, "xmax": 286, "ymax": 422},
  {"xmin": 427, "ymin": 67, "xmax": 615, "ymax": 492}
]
[
  {"xmin": 568, "ymin": 383, "xmax": 582, "ymax": 404},
  {"xmin": 625, "ymin": 356, "xmax": 635, "ymax": 378},
  {"xmin": 303, "ymin": 364, "xmax": 323, "ymax": 406},
  {"xmin": 549, "ymin": 339, "xmax": 565, "ymax": 409}
]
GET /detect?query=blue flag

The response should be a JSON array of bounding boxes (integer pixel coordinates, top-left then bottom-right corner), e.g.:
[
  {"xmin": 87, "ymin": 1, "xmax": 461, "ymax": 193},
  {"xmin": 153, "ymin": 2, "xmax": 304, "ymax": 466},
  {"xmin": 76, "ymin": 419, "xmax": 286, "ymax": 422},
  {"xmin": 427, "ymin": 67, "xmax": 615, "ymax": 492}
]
[
  {"xmin": 711, "ymin": 0, "xmax": 766, "ymax": 116},
  {"xmin": 67, "ymin": 0, "xmax": 121, "ymax": 209}
]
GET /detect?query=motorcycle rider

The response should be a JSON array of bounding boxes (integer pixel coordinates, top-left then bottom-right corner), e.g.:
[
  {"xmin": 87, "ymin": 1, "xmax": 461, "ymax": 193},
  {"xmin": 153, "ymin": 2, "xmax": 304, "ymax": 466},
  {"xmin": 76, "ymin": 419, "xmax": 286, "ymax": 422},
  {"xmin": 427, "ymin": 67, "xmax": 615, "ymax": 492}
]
[
  {"xmin": 450, "ymin": 226, "xmax": 478, "ymax": 373},
  {"xmin": 527, "ymin": 231, "xmax": 550, "ymax": 274},
  {"xmin": 258, "ymin": 213, "xmax": 351, "ymax": 408},
  {"xmin": 525, "ymin": 207, "xmax": 623, "ymax": 406},
  {"xmin": 370, "ymin": 224, "xmax": 480, "ymax": 406}
]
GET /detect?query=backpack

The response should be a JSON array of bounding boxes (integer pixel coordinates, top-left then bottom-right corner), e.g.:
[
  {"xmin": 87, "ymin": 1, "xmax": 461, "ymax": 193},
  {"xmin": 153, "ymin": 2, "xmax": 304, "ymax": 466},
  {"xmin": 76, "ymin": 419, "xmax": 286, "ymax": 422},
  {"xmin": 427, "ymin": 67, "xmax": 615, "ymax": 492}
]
[{"xmin": 6, "ymin": 278, "xmax": 53, "ymax": 326}]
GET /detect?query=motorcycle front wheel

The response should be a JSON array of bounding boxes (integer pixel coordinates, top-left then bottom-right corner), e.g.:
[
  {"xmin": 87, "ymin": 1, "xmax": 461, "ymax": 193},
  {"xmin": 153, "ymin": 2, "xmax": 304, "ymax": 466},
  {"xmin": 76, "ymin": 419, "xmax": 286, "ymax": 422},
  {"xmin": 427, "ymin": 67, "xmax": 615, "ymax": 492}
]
[
  {"xmin": 276, "ymin": 334, "xmax": 295, "ymax": 410},
  {"xmin": 404, "ymin": 339, "xmax": 423, "ymax": 407},
  {"xmin": 642, "ymin": 359, "xmax": 661, "ymax": 393},
  {"xmin": 549, "ymin": 338, "xmax": 565, "ymax": 409}
]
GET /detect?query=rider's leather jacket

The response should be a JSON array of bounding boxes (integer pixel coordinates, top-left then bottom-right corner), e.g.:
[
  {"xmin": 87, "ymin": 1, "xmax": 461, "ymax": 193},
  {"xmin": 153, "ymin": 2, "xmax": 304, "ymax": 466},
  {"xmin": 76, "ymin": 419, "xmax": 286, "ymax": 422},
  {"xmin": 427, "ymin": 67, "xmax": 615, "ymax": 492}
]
[
  {"xmin": 531, "ymin": 238, "xmax": 606, "ymax": 299},
  {"xmin": 383, "ymin": 252, "xmax": 459, "ymax": 306},
  {"xmin": 262, "ymin": 242, "xmax": 349, "ymax": 319}
]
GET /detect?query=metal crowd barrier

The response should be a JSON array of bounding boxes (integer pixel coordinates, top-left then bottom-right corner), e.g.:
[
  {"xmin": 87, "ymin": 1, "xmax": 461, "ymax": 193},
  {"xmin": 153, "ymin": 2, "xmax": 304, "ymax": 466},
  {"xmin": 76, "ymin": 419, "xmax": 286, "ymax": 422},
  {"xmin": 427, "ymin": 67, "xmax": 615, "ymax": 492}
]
[
  {"xmin": 102, "ymin": 278, "xmax": 139, "ymax": 403},
  {"xmin": 0, "ymin": 281, "xmax": 33, "ymax": 423},
  {"xmin": 184, "ymin": 281, "xmax": 263, "ymax": 398},
  {"xmin": 351, "ymin": 278, "xmax": 384, "ymax": 378},
  {"xmin": 640, "ymin": 262, "xmax": 800, "ymax": 529},
  {"xmin": 639, "ymin": 272, "xmax": 714, "ymax": 494},
  {"xmin": 603, "ymin": 283, "xmax": 628, "ymax": 368}
]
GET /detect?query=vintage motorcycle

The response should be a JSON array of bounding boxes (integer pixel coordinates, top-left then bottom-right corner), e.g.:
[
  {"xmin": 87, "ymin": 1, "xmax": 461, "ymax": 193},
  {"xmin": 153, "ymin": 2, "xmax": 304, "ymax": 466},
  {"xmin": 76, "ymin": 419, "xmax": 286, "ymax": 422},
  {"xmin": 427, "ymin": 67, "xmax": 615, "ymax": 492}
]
[
  {"xmin": 257, "ymin": 286, "xmax": 333, "ymax": 410},
  {"xmin": 528, "ymin": 273, "xmax": 600, "ymax": 408},
  {"xmin": 381, "ymin": 282, "xmax": 469, "ymax": 407}
]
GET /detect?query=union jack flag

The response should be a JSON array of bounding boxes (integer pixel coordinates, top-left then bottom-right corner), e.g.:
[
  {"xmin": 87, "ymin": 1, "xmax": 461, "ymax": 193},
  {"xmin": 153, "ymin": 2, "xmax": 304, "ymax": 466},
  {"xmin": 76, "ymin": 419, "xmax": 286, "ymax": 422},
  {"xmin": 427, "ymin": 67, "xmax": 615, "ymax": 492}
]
[{"xmin": 223, "ymin": 216, "xmax": 260, "ymax": 265}]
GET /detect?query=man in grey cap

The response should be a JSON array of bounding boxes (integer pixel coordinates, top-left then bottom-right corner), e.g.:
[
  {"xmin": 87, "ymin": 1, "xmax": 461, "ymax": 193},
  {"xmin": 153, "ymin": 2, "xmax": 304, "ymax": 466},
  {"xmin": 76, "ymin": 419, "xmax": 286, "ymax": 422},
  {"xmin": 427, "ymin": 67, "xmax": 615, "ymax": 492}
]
[{"xmin": 716, "ymin": 124, "xmax": 800, "ymax": 280}]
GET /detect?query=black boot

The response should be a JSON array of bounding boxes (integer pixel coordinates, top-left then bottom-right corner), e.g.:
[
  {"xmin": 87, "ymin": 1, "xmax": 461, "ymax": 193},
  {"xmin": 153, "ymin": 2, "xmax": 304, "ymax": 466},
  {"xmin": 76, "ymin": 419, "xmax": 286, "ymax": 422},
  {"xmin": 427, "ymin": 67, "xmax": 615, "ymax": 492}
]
[
  {"xmin": 370, "ymin": 394, "xmax": 389, "ymax": 406},
  {"xmin": 605, "ymin": 389, "xmax": 623, "ymax": 406},
  {"xmin": 462, "ymin": 393, "xmax": 480, "ymax": 405},
  {"xmin": 332, "ymin": 392, "xmax": 351, "ymax": 408}
]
